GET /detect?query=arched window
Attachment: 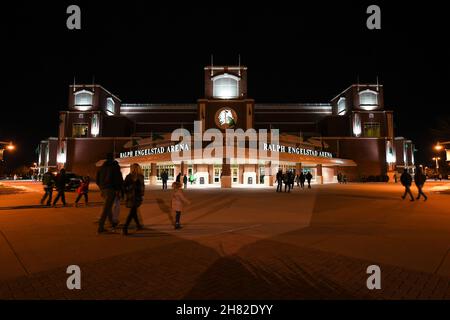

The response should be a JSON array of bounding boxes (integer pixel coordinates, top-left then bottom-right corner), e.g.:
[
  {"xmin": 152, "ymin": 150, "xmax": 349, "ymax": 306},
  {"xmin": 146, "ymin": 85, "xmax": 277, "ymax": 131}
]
[
  {"xmin": 74, "ymin": 90, "xmax": 93, "ymax": 108},
  {"xmin": 212, "ymin": 74, "xmax": 239, "ymax": 99},
  {"xmin": 106, "ymin": 97, "xmax": 115, "ymax": 115},
  {"xmin": 337, "ymin": 97, "xmax": 346, "ymax": 115},
  {"xmin": 358, "ymin": 89, "xmax": 378, "ymax": 110}
]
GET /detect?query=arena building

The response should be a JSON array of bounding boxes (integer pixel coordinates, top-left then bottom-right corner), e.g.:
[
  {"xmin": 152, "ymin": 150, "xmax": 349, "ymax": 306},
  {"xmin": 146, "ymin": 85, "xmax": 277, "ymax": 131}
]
[{"xmin": 37, "ymin": 65, "xmax": 415, "ymax": 187}]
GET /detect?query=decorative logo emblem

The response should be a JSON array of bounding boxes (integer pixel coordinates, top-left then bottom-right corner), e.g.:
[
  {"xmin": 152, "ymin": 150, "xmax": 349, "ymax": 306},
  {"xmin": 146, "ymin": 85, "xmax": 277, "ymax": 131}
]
[{"xmin": 215, "ymin": 108, "xmax": 237, "ymax": 129}]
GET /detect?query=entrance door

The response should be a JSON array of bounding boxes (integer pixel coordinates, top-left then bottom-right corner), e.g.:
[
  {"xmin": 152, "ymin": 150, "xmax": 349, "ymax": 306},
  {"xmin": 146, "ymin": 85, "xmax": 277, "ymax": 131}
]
[
  {"xmin": 214, "ymin": 168, "xmax": 221, "ymax": 184},
  {"xmin": 232, "ymin": 167, "xmax": 238, "ymax": 184}
]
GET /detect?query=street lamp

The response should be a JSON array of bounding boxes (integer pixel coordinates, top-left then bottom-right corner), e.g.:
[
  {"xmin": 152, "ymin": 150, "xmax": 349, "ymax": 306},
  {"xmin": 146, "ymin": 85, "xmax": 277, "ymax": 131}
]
[
  {"xmin": 432, "ymin": 157, "xmax": 441, "ymax": 170},
  {"xmin": 0, "ymin": 141, "xmax": 16, "ymax": 161}
]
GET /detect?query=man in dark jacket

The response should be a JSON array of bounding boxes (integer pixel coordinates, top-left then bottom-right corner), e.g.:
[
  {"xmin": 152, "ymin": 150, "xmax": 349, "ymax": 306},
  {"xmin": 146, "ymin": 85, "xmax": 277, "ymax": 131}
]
[
  {"xmin": 183, "ymin": 174, "xmax": 188, "ymax": 189},
  {"xmin": 414, "ymin": 167, "xmax": 428, "ymax": 201},
  {"xmin": 161, "ymin": 170, "xmax": 168, "ymax": 190},
  {"xmin": 276, "ymin": 170, "xmax": 283, "ymax": 192},
  {"xmin": 284, "ymin": 171, "xmax": 292, "ymax": 193},
  {"xmin": 40, "ymin": 170, "xmax": 55, "ymax": 206},
  {"xmin": 96, "ymin": 153, "xmax": 124, "ymax": 233},
  {"xmin": 299, "ymin": 172, "xmax": 306, "ymax": 189},
  {"xmin": 306, "ymin": 171, "xmax": 313, "ymax": 189},
  {"xmin": 52, "ymin": 168, "xmax": 68, "ymax": 207},
  {"xmin": 400, "ymin": 169, "xmax": 414, "ymax": 201}
]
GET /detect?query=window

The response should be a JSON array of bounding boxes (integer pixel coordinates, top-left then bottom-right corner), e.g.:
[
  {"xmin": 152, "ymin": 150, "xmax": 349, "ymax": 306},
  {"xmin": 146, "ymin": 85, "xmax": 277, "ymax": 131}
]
[
  {"xmin": 359, "ymin": 89, "xmax": 378, "ymax": 110},
  {"xmin": 91, "ymin": 114, "xmax": 100, "ymax": 137},
  {"xmin": 353, "ymin": 113, "xmax": 362, "ymax": 137},
  {"xmin": 337, "ymin": 97, "xmax": 346, "ymax": 115},
  {"xmin": 73, "ymin": 123, "xmax": 89, "ymax": 137},
  {"xmin": 106, "ymin": 97, "xmax": 115, "ymax": 115},
  {"xmin": 213, "ymin": 74, "xmax": 239, "ymax": 99},
  {"xmin": 74, "ymin": 90, "xmax": 93, "ymax": 107},
  {"xmin": 364, "ymin": 122, "xmax": 381, "ymax": 137}
]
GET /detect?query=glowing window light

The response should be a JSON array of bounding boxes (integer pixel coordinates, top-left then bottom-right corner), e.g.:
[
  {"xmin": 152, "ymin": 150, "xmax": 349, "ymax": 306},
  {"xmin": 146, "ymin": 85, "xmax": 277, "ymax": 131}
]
[
  {"xmin": 213, "ymin": 74, "xmax": 239, "ymax": 99},
  {"xmin": 57, "ymin": 141, "xmax": 67, "ymax": 164},
  {"xmin": 353, "ymin": 113, "xmax": 362, "ymax": 137},
  {"xmin": 91, "ymin": 114, "xmax": 100, "ymax": 137},
  {"xmin": 359, "ymin": 89, "xmax": 378, "ymax": 110},
  {"xmin": 74, "ymin": 90, "xmax": 93, "ymax": 110},
  {"xmin": 106, "ymin": 97, "xmax": 115, "ymax": 115},
  {"xmin": 386, "ymin": 140, "xmax": 396, "ymax": 163},
  {"xmin": 337, "ymin": 97, "xmax": 346, "ymax": 115}
]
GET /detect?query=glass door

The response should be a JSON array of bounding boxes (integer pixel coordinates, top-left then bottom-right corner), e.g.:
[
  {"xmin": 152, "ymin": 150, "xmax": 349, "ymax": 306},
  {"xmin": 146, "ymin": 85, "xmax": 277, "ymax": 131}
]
[
  {"xmin": 232, "ymin": 167, "xmax": 239, "ymax": 184},
  {"xmin": 214, "ymin": 167, "xmax": 221, "ymax": 184}
]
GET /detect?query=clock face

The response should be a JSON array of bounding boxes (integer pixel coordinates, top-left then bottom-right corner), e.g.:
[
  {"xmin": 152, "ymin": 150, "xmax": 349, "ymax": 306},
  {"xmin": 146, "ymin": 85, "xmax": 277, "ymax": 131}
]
[{"xmin": 215, "ymin": 108, "xmax": 237, "ymax": 129}]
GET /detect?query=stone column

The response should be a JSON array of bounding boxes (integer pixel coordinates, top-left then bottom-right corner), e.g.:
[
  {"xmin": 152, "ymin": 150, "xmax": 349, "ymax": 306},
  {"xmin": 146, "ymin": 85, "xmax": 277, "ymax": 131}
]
[
  {"xmin": 239, "ymin": 164, "xmax": 245, "ymax": 184},
  {"xmin": 333, "ymin": 166, "xmax": 339, "ymax": 183},
  {"xmin": 221, "ymin": 158, "xmax": 232, "ymax": 188},
  {"xmin": 316, "ymin": 164, "xmax": 324, "ymax": 184},
  {"xmin": 296, "ymin": 162, "xmax": 302, "ymax": 175},
  {"xmin": 180, "ymin": 161, "xmax": 186, "ymax": 175},
  {"xmin": 208, "ymin": 165, "xmax": 214, "ymax": 184},
  {"xmin": 264, "ymin": 161, "xmax": 273, "ymax": 186},
  {"xmin": 150, "ymin": 163, "xmax": 157, "ymax": 185}
]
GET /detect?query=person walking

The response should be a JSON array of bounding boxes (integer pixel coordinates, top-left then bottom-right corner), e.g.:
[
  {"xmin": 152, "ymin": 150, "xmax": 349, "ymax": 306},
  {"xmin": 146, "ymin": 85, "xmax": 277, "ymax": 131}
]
[
  {"xmin": 176, "ymin": 172, "xmax": 182, "ymax": 183},
  {"xmin": 75, "ymin": 176, "xmax": 90, "ymax": 207},
  {"xmin": 337, "ymin": 172, "xmax": 342, "ymax": 184},
  {"xmin": 40, "ymin": 170, "xmax": 55, "ymax": 206},
  {"xmin": 290, "ymin": 171, "xmax": 295, "ymax": 190},
  {"xmin": 414, "ymin": 167, "xmax": 428, "ymax": 201},
  {"xmin": 400, "ymin": 169, "xmax": 414, "ymax": 201},
  {"xmin": 284, "ymin": 172, "xmax": 291, "ymax": 193},
  {"xmin": 299, "ymin": 171, "xmax": 306, "ymax": 189},
  {"xmin": 306, "ymin": 171, "xmax": 313, "ymax": 189},
  {"xmin": 161, "ymin": 170, "xmax": 168, "ymax": 190},
  {"xmin": 183, "ymin": 174, "xmax": 188, "ymax": 189},
  {"xmin": 96, "ymin": 153, "xmax": 124, "ymax": 233},
  {"xmin": 122, "ymin": 164, "xmax": 145, "ymax": 236},
  {"xmin": 52, "ymin": 168, "xmax": 68, "ymax": 207},
  {"xmin": 171, "ymin": 182, "xmax": 191, "ymax": 229},
  {"xmin": 276, "ymin": 169, "xmax": 283, "ymax": 192}
]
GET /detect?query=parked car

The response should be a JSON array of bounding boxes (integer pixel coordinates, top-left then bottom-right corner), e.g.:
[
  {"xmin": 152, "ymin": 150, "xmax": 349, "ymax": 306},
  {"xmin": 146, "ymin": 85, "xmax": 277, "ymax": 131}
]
[{"xmin": 52, "ymin": 172, "xmax": 82, "ymax": 191}]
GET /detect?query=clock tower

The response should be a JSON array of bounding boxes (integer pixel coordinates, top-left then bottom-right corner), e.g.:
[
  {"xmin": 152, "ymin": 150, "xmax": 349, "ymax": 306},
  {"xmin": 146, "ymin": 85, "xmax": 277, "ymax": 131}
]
[{"xmin": 197, "ymin": 65, "xmax": 255, "ymax": 133}]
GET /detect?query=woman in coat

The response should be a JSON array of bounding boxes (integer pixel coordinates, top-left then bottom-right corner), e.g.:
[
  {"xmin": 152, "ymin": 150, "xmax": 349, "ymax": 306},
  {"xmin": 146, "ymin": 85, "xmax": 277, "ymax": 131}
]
[
  {"xmin": 171, "ymin": 182, "xmax": 191, "ymax": 229},
  {"xmin": 122, "ymin": 163, "xmax": 145, "ymax": 235}
]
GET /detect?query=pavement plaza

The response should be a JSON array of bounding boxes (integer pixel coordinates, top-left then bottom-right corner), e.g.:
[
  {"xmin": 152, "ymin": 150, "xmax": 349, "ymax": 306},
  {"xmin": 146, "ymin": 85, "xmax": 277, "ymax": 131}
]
[{"xmin": 0, "ymin": 180, "xmax": 449, "ymax": 299}]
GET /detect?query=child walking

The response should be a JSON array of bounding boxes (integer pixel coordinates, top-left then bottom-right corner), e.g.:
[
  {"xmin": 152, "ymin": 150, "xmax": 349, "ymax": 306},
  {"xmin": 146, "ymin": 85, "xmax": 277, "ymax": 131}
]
[
  {"xmin": 75, "ymin": 176, "xmax": 90, "ymax": 207},
  {"xmin": 171, "ymin": 182, "xmax": 191, "ymax": 229}
]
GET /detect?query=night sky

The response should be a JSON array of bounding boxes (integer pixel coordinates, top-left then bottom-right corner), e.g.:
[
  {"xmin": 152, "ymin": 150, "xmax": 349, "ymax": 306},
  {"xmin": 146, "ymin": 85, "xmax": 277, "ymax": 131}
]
[{"xmin": 2, "ymin": 1, "xmax": 449, "ymax": 171}]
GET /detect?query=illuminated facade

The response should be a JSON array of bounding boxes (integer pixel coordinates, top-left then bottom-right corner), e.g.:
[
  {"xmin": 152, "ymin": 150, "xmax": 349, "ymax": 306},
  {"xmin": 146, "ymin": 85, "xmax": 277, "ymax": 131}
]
[{"xmin": 37, "ymin": 65, "xmax": 415, "ymax": 186}]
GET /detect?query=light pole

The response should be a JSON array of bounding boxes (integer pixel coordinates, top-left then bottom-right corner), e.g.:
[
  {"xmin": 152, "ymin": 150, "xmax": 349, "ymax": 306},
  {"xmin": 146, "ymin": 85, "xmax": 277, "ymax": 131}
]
[
  {"xmin": 0, "ymin": 141, "xmax": 15, "ymax": 161},
  {"xmin": 432, "ymin": 157, "xmax": 441, "ymax": 170}
]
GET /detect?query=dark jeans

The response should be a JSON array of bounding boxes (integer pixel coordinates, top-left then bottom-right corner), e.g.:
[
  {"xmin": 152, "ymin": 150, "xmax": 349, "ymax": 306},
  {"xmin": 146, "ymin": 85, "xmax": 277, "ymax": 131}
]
[
  {"xmin": 307, "ymin": 180, "xmax": 311, "ymax": 188},
  {"xmin": 284, "ymin": 183, "xmax": 291, "ymax": 192},
  {"xmin": 53, "ymin": 189, "xmax": 66, "ymax": 206},
  {"xmin": 416, "ymin": 185, "xmax": 428, "ymax": 200},
  {"xmin": 75, "ymin": 193, "xmax": 88, "ymax": 204},
  {"xmin": 300, "ymin": 181, "xmax": 305, "ymax": 188},
  {"xmin": 98, "ymin": 189, "xmax": 116, "ymax": 231},
  {"xmin": 162, "ymin": 180, "xmax": 168, "ymax": 189},
  {"xmin": 402, "ymin": 186, "xmax": 414, "ymax": 200},
  {"xmin": 175, "ymin": 211, "xmax": 181, "ymax": 226},
  {"xmin": 41, "ymin": 187, "xmax": 53, "ymax": 205},
  {"xmin": 123, "ymin": 206, "xmax": 142, "ymax": 229},
  {"xmin": 276, "ymin": 182, "xmax": 282, "ymax": 192}
]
